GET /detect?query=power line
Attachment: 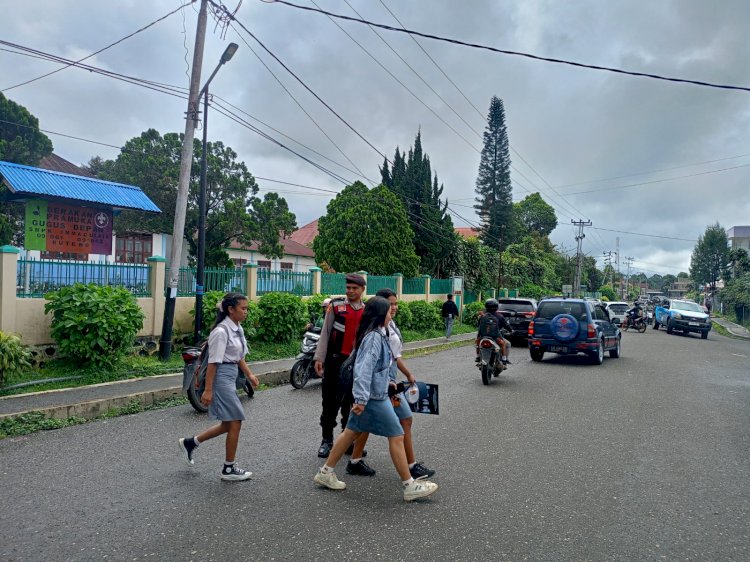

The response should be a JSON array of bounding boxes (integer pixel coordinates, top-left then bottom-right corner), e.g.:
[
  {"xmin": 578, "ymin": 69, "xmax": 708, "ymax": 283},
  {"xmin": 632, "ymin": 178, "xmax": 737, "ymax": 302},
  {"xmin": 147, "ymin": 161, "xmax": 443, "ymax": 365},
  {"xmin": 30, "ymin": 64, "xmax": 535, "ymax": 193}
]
[
  {"xmin": 266, "ymin": 0, "xmax": 750, "ymax": 93},
  {"xmin": 590, "ymin": 226, "xmax": 697, "ymax": 242},
  {"xmin": 1, "ymin": 1, "xmax": 194, "ymax": 92}
]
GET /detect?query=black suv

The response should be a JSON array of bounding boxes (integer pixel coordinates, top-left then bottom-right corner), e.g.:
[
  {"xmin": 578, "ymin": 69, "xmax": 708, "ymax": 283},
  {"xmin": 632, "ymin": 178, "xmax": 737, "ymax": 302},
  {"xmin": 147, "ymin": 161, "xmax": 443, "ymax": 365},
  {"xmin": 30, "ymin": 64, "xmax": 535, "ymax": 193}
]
[
  {"xmin": 497, "ymin": 298, "xmax": 538, "ymax": 341},
  {"xmin": 528, "ymin": 298, "xmax": 621, "ymax": 364}
]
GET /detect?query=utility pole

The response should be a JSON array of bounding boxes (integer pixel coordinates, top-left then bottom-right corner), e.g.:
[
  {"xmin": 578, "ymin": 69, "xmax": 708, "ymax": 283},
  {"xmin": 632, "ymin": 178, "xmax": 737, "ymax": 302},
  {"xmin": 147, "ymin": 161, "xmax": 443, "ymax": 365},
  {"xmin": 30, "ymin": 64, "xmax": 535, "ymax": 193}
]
[
  {"xmin": 603, "ymin": 251, "xmax": 613, "ymax": 286},
  {"xmin": 160, "ymin": 0, "xmax": 208, "ymax": 360},
  {"xmin": 496, "ymin": 224, "xmax": 505, "ymax": 295},
  {"xmin": 625, "ymin": 256, "xmax": 634, "ymax": 300},
  {"xmin": 572, "ymin": 219, "xmax": 592, "ymax": 297},
  {"xmin": 616, "ymin": 237, "xmax": 621, "ymax": 298}
]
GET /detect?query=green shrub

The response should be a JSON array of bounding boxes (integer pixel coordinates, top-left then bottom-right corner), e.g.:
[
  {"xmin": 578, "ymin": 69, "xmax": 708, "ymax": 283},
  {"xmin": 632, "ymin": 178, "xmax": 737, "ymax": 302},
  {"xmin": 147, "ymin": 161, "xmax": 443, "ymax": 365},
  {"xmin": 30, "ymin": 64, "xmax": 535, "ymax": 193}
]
[
  {"xmin": 44, "ymin": 283, "xmax": 144, "ymax": 367},
  {"xmin": 0, "ymin": 331, "xmax": 32, "ymax": 384},
  {"xmin": 195, "ymin": 291, "xmax": 260, "ymax": 340},
  {"xmin": 519, "ymin": 283, "xmax": 548, "ymax": 301},
  {"xmin": 463, "ymin": 301, "xmax": 484, "ymax": 326},
  {"xmin": 430, "ymin": 300, "xmax": 446, "ymax": 329},
  {"xmin": 408, "ymin": 300, "xmax": 441, "ymax": 332},
  {"xmin": 393, "ymin": 300, "xmax": 413, "ymax": 330},
  {"xmin": 305, "ymin": 293, "xmax": 330, "ymax": 321},
  {"xmin": 257, "ymin": 292, "xmax": 308, "ymax": 343}
]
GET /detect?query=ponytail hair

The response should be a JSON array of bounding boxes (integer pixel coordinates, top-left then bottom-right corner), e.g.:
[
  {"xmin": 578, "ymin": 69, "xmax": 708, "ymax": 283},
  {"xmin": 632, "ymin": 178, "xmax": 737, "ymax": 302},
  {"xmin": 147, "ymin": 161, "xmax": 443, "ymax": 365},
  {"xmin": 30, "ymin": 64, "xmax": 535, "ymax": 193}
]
[
  {"xmin": 211, "ymin": 292, "xmax": 248, "ymax": 331},
  {"xmin": 354, "ymin": 296, "xmax": 390, "ymax": 350}
]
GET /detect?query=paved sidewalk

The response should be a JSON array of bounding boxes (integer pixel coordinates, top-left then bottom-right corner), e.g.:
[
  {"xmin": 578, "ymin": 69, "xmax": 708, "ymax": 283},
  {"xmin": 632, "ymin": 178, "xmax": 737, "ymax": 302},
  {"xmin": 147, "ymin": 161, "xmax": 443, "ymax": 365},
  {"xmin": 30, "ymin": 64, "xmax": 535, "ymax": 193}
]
[
  {"xmin": 0, "ymin": 332, "xmax": 475, "ymax": 421},
  {"xmin": 712, "ymin": 316, "xmax": 750, "ymax": 340}
]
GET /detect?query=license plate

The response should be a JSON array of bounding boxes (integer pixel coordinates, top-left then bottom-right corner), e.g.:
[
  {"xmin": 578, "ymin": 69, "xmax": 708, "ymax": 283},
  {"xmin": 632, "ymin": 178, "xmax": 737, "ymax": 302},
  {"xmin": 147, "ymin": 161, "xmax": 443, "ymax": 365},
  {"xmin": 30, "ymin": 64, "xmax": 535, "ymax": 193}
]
[
  {"xmin": 547, "ymin": 345, "xmax": 565, "ymax": 353},
  {"xmin": 688, "ymin": 322, "xmax": 699, "ymax": 326}
]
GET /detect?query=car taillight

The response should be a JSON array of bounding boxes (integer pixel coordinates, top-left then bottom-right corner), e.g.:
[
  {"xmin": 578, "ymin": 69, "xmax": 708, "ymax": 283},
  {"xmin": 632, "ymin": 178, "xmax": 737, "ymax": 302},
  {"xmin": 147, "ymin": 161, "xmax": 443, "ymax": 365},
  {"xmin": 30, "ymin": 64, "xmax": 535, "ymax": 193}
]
[
  {"xmin": 587, "ymin": 324, "xmax": 596, "ymax": 338},
  {"xmin": 524, "ymin": 312, "xmax": 535, "ymax": 318},
  {"xmin": 480, "ymin": 340, "xmax": 494, "ymax": 348},
  {"xmin": 182, "ymin": 352, "xmax": 198, "ymax": 363},
  {"xmin": 528, "ymin": 321, "xmax": 535, "ymax": 336}
]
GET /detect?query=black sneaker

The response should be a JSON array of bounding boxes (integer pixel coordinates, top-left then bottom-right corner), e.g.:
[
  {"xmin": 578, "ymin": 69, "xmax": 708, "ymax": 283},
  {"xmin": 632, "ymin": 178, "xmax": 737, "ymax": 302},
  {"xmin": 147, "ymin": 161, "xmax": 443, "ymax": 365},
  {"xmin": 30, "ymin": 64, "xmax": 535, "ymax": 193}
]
[
  {"xmin": 317, "ymin": 439, "xmax": 333, "ymax": 458},
  {"xmin": 344, "ymin": 443, "xmax": 367, "ymax": 457},
  {"xmin": 410, "ymin": 462, "xmax": 436, "ymax": 480},
  {"xmin": 346, "ymin": 460, "xmax": 376, "ymax": 476},
  {"xmin": 178, "ymin": 437, "xmax": 196, "ymax": 466},
  {"xmin": 474, "ymin": 356, "xmax": 480, "ymax": 363},
  {"xmin": 221, "ymin": 464, "xmax": 252, "ymax": 481}
]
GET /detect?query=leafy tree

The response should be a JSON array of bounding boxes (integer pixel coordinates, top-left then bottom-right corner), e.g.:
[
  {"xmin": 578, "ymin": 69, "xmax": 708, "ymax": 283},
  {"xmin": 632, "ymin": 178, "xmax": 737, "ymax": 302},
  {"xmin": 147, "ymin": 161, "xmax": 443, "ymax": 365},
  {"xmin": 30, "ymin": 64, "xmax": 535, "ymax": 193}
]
[
  {"xmin": 513, "ymin": 193, "xmax": 557, "ymax": 238},
  {"xmin": 647, "ymin": 273, "xmax": 663, "ymax": 290},
  {"xmin": 0, "ymin": 93, "xmax": 53, "ymax": 245},
  {"xmin": 502, "ymin": 236, "xmax": 558, "ymax": 289},
  {"xmin": 727, "ymin": 248, "xmax": 750, "ymax": 280},
  {"xmin": 689, "ymin": 223, "xmax": 730, "ymax": 291},
  {"xmin": 720, "ymin": 273, "xmax": 750, "ymax": 325},
  {"xmin": 660, "ymin": 274, "xmax": 677, "ymax": 294},
  {"xmin": 598, "ymin": 284, "xmax": 617, "ymax": 301},
  {"xmin": 313, "ymin": 182, "xmax": 420, "ymax": 277},
  {"xmin": 89, "ymin": 129, "xmax": 295, "ymax": 266},
  {"xmin": 677, "ymin": 271, "xmax": 689, "ymax": 278},
  {"xmin": 474, "ymin": 96, "xmax": 512, "ymax": 251},
  {"xmin": 381, "ymin": 131, "xmax": 455, "ymax": 275}
]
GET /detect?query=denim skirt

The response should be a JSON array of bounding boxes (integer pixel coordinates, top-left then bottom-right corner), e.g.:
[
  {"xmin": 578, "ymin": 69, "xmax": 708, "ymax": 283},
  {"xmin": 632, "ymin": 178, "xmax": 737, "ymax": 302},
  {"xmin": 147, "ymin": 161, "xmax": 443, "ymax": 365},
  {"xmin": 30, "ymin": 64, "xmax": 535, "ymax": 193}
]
[
  {"xmin": 392, "ymin": 393, "xmax": 413, "ymax": 421},
  {"xmin": 346, "ymin": 397, "xmax": 404, "ymax": 437},
  {"xmin": 208, "ymin": 363, "xmax": 245, "ymax": 422}
]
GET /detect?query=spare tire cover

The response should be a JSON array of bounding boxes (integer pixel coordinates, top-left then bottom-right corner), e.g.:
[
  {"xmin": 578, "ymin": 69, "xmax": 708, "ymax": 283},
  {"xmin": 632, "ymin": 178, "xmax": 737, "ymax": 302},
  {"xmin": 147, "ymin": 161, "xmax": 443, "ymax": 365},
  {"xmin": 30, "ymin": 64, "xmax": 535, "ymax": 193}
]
[{"xmin": 551, "ymin": 314, "xmax": 580, "ymax": 342}]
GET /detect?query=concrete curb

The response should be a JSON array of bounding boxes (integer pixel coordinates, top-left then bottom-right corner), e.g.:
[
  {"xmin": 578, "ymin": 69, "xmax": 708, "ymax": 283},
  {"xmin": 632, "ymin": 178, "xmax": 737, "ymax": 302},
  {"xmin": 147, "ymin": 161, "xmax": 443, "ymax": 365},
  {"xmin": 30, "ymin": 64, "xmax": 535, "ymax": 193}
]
[
  {"xmin": 712, "ymin": 318, "xmax": 750, "ymax": 340},
  {"xmin": 0, "ymin": 336, "xmax": 474, "ymax": 424}
]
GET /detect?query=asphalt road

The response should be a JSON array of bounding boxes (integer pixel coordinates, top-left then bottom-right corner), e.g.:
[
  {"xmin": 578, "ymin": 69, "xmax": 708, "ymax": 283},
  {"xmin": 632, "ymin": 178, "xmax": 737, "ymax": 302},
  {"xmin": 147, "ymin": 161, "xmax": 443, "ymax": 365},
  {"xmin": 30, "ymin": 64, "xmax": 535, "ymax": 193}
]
[{"xmin": 1, "ymin": 329, "xmax": 748, "ymax": 561}]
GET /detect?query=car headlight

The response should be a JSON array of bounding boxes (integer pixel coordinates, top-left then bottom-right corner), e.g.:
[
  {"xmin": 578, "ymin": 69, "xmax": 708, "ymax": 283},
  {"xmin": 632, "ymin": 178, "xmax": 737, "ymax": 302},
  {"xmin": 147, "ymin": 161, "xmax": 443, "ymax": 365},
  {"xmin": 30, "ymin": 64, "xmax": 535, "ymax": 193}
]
[{"xmin": 673, "ymin": 313, "xmax": 682, "ymax": 320}]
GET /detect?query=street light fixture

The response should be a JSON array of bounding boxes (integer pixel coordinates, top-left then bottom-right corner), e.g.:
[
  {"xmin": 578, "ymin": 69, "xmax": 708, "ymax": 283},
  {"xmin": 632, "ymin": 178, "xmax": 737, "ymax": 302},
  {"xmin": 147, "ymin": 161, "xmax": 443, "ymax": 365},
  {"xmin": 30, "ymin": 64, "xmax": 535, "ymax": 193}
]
[{"xmin": 194, "ymin": 42, "xmax": 238, "ymax": 344}]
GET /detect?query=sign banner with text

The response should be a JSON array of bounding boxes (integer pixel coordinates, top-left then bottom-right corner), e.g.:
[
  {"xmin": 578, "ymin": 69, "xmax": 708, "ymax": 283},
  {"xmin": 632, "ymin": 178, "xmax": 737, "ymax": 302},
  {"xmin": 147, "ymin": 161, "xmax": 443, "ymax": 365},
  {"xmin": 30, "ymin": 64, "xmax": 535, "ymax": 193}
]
[{"xmin": 24, "ymin": 201, "xmax": 113, "ymax": 255}]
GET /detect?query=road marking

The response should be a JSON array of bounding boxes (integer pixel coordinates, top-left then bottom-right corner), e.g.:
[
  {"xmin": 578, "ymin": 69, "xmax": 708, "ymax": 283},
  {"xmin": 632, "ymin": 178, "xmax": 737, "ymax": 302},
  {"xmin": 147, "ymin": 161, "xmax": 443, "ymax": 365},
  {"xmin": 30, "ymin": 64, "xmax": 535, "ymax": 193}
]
[{"xmin": 731, "ymin": 353, "xmax": 747, "ymax": 358}]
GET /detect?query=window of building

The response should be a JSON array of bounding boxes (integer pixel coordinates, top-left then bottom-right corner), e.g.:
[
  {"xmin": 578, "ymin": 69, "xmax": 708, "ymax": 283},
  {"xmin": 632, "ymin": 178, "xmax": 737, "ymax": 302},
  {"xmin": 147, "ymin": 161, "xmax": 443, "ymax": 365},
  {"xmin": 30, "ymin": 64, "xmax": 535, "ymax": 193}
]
[
  {"xmin": 257, "ymin": 260, "xmax": 272, "ymax": 269},
  {"xmin": 280, "ymin": 262, "xmax": 293, "ymax": 271},
  {"xmin": 231, "ymin": 258, "xmax": 248, "ymax": 267},
  {"xmin": 40, "ymin": 251, "xmax": 89, "ymax": 261},
  {"xmin": 116, "ymin": 234, "xmax": 153, "ymax": 263}
]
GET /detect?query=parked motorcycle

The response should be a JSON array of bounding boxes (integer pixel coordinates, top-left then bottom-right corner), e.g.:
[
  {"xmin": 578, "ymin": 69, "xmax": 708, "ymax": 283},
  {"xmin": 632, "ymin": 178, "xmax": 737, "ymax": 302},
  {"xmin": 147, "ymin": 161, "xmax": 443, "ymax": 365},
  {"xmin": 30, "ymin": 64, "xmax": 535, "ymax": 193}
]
[
  {"xmin": 622, "ymin": 313, "xmax": 648, "ymax": 333},
  {"xmin": 181, "ymin": 344, "xmax": 254, "ymax": 413},
  {"xmin": 476, "ymin": 333, "xmax": 509, "ymax": 386},
  {"xmin": 290, "ymin": 328, "xmax": 321, "ymax": 389}
]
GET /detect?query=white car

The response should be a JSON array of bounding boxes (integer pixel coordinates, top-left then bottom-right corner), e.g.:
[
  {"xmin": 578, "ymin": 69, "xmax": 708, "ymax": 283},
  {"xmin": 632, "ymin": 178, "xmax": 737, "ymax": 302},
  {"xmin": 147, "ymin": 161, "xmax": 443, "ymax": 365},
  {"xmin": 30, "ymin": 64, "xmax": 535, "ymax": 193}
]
[{"xmin": 604, "ymin": 301, "xmax": 630, "ymax": 326}]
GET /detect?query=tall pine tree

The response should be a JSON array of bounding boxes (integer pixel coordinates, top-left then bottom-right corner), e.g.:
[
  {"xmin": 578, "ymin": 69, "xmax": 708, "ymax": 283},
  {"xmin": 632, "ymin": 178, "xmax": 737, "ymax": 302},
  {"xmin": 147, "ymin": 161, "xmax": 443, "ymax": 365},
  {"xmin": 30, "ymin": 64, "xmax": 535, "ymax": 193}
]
[
  {"xmin": 381, "ymin": 131, "xmax": 455, "ymax": 276},
  {"xmin": 474, "ymin": 96, "xmax": 512, "ymax": 251}
]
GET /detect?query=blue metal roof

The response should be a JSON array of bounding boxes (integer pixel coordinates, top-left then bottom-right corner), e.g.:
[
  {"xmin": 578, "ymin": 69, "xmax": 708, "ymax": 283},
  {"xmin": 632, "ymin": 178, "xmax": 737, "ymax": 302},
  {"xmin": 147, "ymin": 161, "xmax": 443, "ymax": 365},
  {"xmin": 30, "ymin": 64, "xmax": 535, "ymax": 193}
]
[{"xmin": 0, "ymin": 160, "xmax": 161, "ymax": 213}]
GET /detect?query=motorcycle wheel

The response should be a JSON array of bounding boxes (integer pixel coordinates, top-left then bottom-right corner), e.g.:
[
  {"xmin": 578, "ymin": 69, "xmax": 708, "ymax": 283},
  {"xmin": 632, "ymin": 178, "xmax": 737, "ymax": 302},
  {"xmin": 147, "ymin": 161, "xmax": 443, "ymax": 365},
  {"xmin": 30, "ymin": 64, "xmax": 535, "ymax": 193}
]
[
  {"xmin": 481, "ymin": 363, "xmax": 492, "ymax": 386},
  {"xmin": 186, "ymin": 377, "xmax": 208, "ymax": 413},
  {"xmin": 290, "ymin": 360, "xmax": 310, "ymax": 389},
  {"xmin": 637, "ymin": 321, "xmax": 647, "ymax": 333},
  {"xmin": 622, "ymin": 321, "xmax": 629, "ymax": 332}
]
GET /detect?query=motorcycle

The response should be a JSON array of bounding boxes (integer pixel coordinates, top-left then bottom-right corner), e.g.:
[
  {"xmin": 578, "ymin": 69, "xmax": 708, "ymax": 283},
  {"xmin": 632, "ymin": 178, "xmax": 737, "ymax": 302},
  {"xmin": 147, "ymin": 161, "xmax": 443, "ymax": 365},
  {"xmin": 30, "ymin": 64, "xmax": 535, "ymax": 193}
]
[
  {"xmin": 290, "ymin": 328, "xmax": 322, "ymax": 389},
  {"xmin": 476, "ymin": 332, "xmax": 510, "ymax": 386},
  {"xmin": 181, "ymin": 343, "xmax": 254, "ymax": 413},
  {"xmin": 622, "ymin": 312, "xmax": 647, "ymax": 333}
]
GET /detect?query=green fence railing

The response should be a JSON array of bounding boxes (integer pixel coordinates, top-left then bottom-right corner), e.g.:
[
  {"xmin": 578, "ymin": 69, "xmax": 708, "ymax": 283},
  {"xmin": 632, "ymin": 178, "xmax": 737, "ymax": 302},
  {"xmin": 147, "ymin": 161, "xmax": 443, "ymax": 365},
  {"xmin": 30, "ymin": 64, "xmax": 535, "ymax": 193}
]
[
  {"xmin": 257, "ymin": 269, "xmax": 312, "ymax": 296},
  {"xmin": 321, "ymin": 273, "xmax": 347, "ymax": 296},
  {"xmin": 167, "ymin": 267, "xmax": 245, "ymax": 297},
  {"xmin": 430, "ymin": 278, "xmax": 453, "ymax": 296},
  {"xmin": 16, "ymin": 258, "xmax": 151, "ymax": 298},
  {"xmin": 403, "ymin": 277, "xmax": 425, "ymax": 294},
  {"xmin": 464, "ymin": 291, "xmax": 479, "ymax": 305},
  {"xmin": 367, "ymin": 275, "xmax": 397, "ymax": 294}
]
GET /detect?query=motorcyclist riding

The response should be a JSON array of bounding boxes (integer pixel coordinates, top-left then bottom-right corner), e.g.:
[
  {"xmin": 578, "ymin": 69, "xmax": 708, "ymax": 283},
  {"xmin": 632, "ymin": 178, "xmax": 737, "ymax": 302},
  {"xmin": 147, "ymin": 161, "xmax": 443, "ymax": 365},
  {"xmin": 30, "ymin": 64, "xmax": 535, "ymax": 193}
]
[
  {"xmin": 625, "ymin": 301, "xmax": 643, "ymax": 328},
  {"xmin": 475, "ymin": 299, "xmax": 511, "ymax": 364}
]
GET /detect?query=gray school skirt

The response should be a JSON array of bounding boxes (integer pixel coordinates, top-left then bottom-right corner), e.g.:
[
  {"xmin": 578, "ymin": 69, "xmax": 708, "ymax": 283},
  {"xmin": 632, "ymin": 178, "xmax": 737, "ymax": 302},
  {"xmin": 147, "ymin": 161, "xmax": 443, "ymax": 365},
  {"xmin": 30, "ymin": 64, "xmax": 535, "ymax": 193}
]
[{"xmin": 208, "ymin": 363, "xmax": 245, "ymax": 422}]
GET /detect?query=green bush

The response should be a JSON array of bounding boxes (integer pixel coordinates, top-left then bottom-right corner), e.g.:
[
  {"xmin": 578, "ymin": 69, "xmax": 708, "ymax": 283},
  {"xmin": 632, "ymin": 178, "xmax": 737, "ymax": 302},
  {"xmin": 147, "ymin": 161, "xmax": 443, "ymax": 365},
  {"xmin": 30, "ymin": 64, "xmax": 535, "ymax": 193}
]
[
  {"xmin": 257, "ymin": 292, "xmax": 308, "ymax": 343},
  {"xmin": 44, "ymin": 283, "xmax": 144, "ymax": 367},
  {"xmin": 393, "ymin": 300, "xmax": 414, "ymax": 330},
  {"xmin": 519, "ymin": 283, "xmax": 548, "ymax": 301},
  {"xmin": 408, "ymin": 300, "xmax": 441, "ymax": 332},
  {"xmin": 430, "ymin": 300, "xmax": 446, "ymax": 329},
  {"xmin": 463, "ymin": 301, "xmax": 485, "ymax": 326},
  {"xmin": 305, "ymin": 293, "xmax": 330, "ymax": 322},
  {"xmin": 0, "ymin": 331, "xmax": 32, "ymax": 384},
  {"xmin": 193, "ymin": 291, "xmax": 260, "ymax": 340}
]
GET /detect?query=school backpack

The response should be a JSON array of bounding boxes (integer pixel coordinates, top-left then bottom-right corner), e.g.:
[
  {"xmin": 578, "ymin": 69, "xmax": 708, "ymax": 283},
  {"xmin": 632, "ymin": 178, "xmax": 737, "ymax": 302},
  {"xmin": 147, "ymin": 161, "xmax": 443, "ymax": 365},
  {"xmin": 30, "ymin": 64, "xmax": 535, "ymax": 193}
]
[{"xmin": 478, "ymin": 312, "xmax": 500, "ymax": 339}]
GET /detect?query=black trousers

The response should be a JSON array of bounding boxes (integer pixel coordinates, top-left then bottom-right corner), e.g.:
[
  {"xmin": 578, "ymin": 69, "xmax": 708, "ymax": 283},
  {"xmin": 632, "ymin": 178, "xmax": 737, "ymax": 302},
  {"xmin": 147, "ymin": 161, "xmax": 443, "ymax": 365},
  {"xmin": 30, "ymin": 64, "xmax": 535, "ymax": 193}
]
[{"xmin": 319, "ymin": 355, "xmax": 352, "ymax": 439}]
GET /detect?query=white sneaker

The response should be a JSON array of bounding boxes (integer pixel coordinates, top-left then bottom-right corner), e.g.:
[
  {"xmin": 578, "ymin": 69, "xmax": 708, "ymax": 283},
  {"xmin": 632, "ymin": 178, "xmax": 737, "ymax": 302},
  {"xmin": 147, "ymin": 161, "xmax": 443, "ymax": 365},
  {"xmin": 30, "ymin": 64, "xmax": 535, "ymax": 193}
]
[
  {"xmin": 403, "ymin": 479, "xmax": 438, "ymax": 501},
  {"xmin": 220, "ymin": 465, "xmax": 252, "ymax": 481},
  {"xmin": 314, "ymin": 470, "xmax": 346, "ymax": 490}
]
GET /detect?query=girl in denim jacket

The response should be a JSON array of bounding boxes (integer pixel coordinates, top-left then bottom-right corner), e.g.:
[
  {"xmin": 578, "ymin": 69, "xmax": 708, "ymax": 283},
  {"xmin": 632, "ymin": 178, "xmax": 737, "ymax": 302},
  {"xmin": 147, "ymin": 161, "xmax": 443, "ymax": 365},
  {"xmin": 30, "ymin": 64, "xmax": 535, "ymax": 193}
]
[{"xmin": 313, "ymin": 297, "xmax": 438, "ymax": 502}]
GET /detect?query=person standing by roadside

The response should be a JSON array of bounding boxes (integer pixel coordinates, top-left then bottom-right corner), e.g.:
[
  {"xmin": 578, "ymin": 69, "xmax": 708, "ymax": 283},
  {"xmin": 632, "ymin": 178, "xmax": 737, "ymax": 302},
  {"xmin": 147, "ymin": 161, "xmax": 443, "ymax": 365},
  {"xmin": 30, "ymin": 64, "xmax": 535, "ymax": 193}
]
[
  {"xmin": 178, "ymin": 292, "xmax": 259, "ymax": 481},
  {"xmin": 314, "ymin": 274, "xmax": 367, "ymax": 458},
  {"xmin": 346, "ymin": 288, "xmax": 437, "ymax": 480},
  {"xmin": 313, "ymin": 296, "xmax": 439, "ymax": 502},
  {"xmin": 441, "ymin": 294, "xmax": 459, "ymax": 339}
]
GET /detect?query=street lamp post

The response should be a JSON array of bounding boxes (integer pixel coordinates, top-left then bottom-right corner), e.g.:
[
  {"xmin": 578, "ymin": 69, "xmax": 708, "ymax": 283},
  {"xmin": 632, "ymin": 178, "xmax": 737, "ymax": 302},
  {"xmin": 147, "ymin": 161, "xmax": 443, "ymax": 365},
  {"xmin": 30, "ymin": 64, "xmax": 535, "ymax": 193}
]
[{"xmin": 194, "ymin": 42, "xmax": 238, "ymax": 344}]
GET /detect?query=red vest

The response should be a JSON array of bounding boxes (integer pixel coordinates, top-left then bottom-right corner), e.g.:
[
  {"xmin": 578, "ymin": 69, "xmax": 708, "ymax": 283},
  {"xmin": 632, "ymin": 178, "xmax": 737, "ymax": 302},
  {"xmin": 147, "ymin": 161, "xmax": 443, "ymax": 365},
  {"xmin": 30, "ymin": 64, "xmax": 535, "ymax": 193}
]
[{"xmin": 329, "ymin": 299, "xmax": 364, "ymax": 357}]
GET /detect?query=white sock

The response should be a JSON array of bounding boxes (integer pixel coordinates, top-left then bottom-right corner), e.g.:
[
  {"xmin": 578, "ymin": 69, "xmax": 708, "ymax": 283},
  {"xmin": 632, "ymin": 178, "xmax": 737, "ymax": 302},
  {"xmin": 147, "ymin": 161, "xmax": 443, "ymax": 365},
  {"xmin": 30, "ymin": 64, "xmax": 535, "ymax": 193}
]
[
  {"xmin": 321, "ymin": 465, "xmax": 334, "ymax": 474},
  {"xmin": 402, "ymin": 477, "xmax": 415, "ymax": 487},
  {"xmin": 350, "ymin": 458, "xmax": 362, "ymax": 464},
  {"xmin": 502, "ymin": 356, "xmax": 507, "ymax": 361},
  {"xmin": 224, "ymin": 460, "xmax": 234, "ymax": 466},
  {"xmin": 193, "ymin": 436, "xmax": 201, "ymax": 446},
  {"xmin": 408, "ymin": 462, "xmax": 416, "ymax": 469}
]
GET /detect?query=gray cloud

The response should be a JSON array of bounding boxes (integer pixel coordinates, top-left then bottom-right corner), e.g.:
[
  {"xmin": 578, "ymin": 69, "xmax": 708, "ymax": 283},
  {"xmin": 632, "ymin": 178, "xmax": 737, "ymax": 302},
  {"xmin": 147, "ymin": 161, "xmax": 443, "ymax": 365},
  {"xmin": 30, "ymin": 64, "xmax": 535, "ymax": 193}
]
[{"xmin": 2, "ymin": 0, "xmax": 748, "ymax": 276}]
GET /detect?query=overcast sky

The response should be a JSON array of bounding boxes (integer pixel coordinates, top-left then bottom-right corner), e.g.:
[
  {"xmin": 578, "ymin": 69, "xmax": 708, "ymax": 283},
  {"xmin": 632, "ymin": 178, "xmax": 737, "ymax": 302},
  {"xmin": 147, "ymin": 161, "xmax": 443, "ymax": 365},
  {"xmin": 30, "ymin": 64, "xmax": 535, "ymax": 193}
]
[{"xmin": 2, "ymin": 0, "xmax": 749, "ymax": 277}]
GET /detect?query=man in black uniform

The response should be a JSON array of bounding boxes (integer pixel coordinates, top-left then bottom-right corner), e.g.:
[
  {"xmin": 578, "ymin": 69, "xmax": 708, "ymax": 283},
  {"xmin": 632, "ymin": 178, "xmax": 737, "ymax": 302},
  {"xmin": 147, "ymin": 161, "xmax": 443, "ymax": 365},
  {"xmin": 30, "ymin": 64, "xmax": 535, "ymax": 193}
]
[{"xmin": 476, "ymin": 299, "xmax": 511, "ymax": 364}]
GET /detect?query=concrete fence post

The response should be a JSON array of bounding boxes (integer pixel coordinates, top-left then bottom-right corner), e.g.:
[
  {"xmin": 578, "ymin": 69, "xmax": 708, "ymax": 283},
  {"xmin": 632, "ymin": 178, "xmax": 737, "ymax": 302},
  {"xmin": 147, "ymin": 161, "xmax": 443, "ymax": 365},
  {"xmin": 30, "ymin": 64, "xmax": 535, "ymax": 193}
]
[
  {"xmin": 0, "ymin": 245, "xmax": 20, "ymax": 334},
  {"xmin": 357, "ymin": 270, "xmax": 368, "ymax": 297},
  {"xmin": 310, "ymin": 266, "xmax": 322, "ymax": 295},
  {"xmin": 393, "ymin": 273, "xmax": 403, "ymax": 300},
  {"xmin": 147, "ymin": 256, "xmax": 167, "ymax": 337},
  {"xmin": 422, "ymin": 274, "xmax": 431, "ymax": 302},
  {"xmin": 245, "ymin": 263, "xmax": 258, "ymax": 301}
]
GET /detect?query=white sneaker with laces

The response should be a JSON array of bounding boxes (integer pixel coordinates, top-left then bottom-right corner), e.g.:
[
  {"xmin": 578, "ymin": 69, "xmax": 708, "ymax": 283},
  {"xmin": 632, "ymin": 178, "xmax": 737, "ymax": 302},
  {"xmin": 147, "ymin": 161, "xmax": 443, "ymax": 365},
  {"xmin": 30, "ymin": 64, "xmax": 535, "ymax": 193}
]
[
  {"xmin": 221, "ymin": 465, "xmax": 252, "ymax": 481},
  {"xmin": 403, "ymin": 479, "xmax": 438, "ymax": 501},
  {"xmin": 313, "ymin": 470, "xmax": 346, "ymax": 490}
]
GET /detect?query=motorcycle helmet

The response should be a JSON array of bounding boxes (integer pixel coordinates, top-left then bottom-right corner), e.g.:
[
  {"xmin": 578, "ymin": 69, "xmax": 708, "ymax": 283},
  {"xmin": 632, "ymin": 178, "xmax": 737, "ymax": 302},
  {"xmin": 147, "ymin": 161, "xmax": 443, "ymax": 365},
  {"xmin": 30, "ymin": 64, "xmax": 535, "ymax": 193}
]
[{"xmin": 484, "ymin": 299, "xmax": 499, "ymax": 313}]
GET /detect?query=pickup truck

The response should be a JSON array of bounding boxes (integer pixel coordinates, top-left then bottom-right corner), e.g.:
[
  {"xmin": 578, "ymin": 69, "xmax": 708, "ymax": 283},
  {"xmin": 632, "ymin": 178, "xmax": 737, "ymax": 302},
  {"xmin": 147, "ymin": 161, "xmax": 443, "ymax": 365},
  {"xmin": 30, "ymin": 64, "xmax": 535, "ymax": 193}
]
[{"xmin": 653, "ymin": 299, "xmax": 711, "ymax": 339}]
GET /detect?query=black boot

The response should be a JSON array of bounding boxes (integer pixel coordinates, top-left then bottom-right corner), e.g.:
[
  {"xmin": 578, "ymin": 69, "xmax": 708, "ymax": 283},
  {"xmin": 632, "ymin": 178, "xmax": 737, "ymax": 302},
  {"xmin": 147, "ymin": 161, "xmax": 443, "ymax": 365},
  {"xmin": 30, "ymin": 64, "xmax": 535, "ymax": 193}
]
[{"xmin": 317, "ymin": 438, "xmax": 333, "ymax": 458}]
